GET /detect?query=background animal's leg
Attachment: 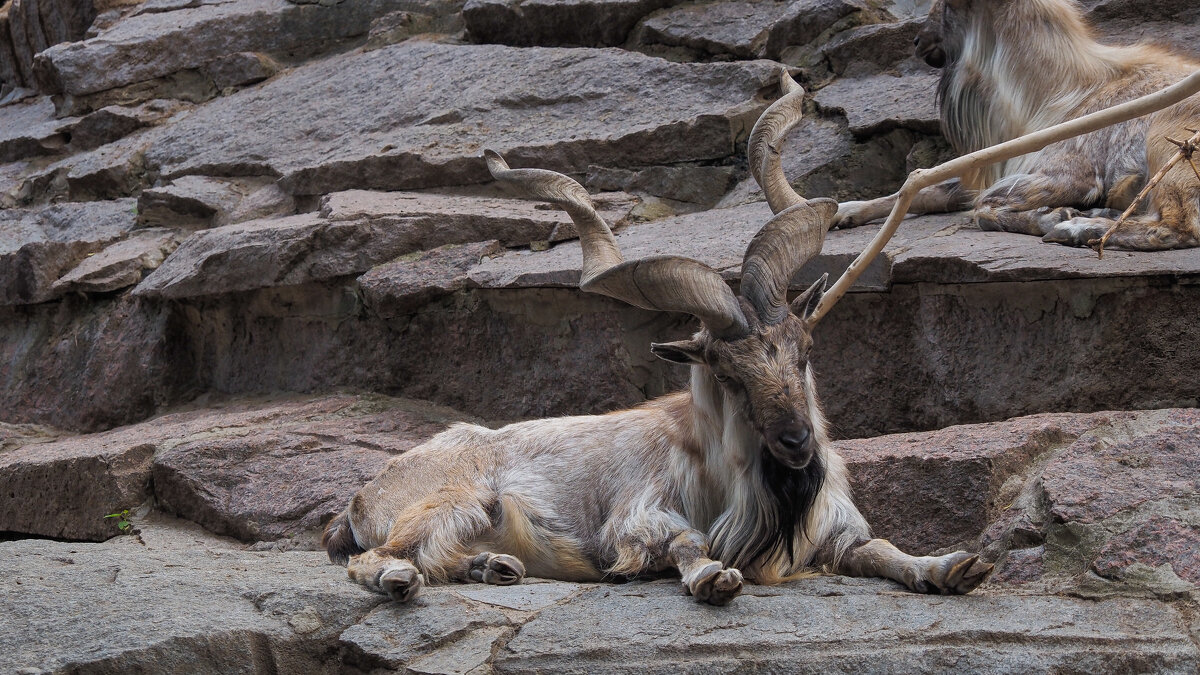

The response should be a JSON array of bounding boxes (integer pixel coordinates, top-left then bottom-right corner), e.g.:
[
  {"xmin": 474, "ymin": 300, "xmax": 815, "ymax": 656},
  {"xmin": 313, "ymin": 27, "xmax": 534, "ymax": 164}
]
[
  {"xmin": 346, "ymin": 485, "xmax": 494, "ymax": 602},
  {"xmin": 667, "ymin": 530, "xmax": 744, "ymax": 606},
  {"xmin": 831, "ymin": 538, "xmax": 993, "ymax": 594},
  {"xmin": 834, "ymin": 178, "xmax": 971, "ymax": 228},
  {"xmin": 1044, "ymin": 180, "xmax": 1200, "ymax": 249},
  {"xmin": 975, "ymin": 165, "xmax": 1102, "ymax": 236}
]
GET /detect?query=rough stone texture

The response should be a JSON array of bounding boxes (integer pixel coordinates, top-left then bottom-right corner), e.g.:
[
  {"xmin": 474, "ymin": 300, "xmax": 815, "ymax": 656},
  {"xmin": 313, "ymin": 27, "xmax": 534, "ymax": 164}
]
[
  {"xmin": 813, "ymin": 70, "xmax": 941, "ymax": 135},
  {"xmin": 4, "ymin": 518, "xmax": 1198, "ymax": 674},
  {"xmin": 201, "ymin": 50, "xmax": 278, "ymax": 90},
  {"xmin": 0, "ymin": 198, "xmax": 137, "ymax": 305},
  {"xmin": 0, "ymin": 293, "xmax": 192, "ymax": 432},
  {"xmin": 498, "ymin": 579, "xmax": 1199, "ymax": 673},
  {"xmin": 137, "ymin": 174, "xmax": 278, "ymax": 229},
  {"xmin": 142, "ymin": 42, "xmax": 778, "ymax": 195},
  {"xmin": 359, "ymin": 240, "xmax": 505, "ymax": 318},
  {"xmin": 320, "ymin": 189, "xmax": 638, "ymax": 247},
  {"xmin": 822, "ymin": 18, "xmax": 926, "ymax": 77},
  {"xmin": 1, "ymin": 0, "xmax": 96, "ymax": 90},
  {"xmin": 151, "ymin": 395, "xmax": 474, "ymax": 543},
  {"xmin": 463, "ymin": 0, "xmax": 669, "ymax": 48},
  {"xmin": 636, "ymin": 1, "xmax": 784, "ymax": 59},
  {"xmin": 0, "ymin": 393, "xmax": 470, "ymax": 541},
  {"xmin": 761, "ymin": 0, "xmax": 871, "ymax": 60},
  {"xmin": 1092, "ymin": 517, "xmax": 1200, "ymax": 584},
  {"xmin": 0, "ymin": 517, "xmax": 388, "ymax": 674},
  {"xmin": 50, "ymin": 227, "xmax": 181, "ymax": 295},
  {"xmin": 586, "ymin": 163, "xmax": 735, "ymax": 207},
  {"xmin": 32, "ymin": 0, "xmax": 439, "ymax": 97},
  {"xmin": 0, "ymin": 95, "xmax": 72, "ymax": 162},
  {"xmin": 1041, "ymin": 410, "xmax": 1200, "ymax": 525},
  {"xmin": 836, "ymin": 412, "xmax": 1098, "ymax": 554},
  {"xmin": 1084, "ymin": 0, "xmax": 1200, "ymax": 60}
]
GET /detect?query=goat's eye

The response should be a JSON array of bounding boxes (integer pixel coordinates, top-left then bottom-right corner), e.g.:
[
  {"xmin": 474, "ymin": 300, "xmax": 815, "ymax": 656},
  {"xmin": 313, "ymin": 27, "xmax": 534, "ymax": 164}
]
[{"xmin": 713, "ymin": 373, "xmax": 729, "ymax": 383}]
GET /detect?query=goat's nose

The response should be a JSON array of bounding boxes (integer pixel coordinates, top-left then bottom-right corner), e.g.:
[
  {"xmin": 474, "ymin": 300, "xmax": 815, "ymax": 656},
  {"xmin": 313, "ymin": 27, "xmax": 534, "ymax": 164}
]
[
  {"xmin": 778, "ymin": 426, "xmax": 811, "ymax": 452},
  {"xmin": 913, "ymin": 35, "xmax": 921, "ymax": 46}
]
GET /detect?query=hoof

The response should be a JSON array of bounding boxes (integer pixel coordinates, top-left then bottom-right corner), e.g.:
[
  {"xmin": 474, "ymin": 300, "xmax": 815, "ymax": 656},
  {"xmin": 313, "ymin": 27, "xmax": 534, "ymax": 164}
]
[
  {"xmin": 684, "ymin": 562, "xmax": 744, "ymax": 606},
  {"xmin": 1043, "ymin": 219, "xmax": 1108, "ymax": 247},
  {"xmin": 379, "ymin": 563, "xmax": 424, "ymax": 603},
  {"xmin": 921, "ymin": 552, "xmax": 994, "ymax": 595},
  {"xmin": 468, "ymin": 552, "xmax": 525, "ymax": 585}
]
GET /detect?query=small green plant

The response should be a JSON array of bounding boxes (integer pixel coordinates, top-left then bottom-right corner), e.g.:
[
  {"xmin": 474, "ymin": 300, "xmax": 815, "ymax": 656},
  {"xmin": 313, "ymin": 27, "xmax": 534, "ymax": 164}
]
[{"xmin": 104, "ymin": 509, "xmax": 133, "ymax": 533}]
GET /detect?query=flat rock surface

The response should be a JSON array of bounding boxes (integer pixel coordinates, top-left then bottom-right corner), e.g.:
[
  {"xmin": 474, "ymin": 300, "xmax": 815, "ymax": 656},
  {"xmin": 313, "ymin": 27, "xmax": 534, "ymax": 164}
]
[
  {"xmin": 0, "ymin": 95, "xmax": 72, "ymax": 162},
  {"xmin": 142, "ymin": 42, "xmax": 778, "ymax": 195},
  {"xmin": 4, "ymin": 516, "xmax": 1197, "ymax": 675},
  {"xmin": 813, "ymin": 71, "xmax": 942, "ymax": 135},
  {"xmin": 463, "ymin": 0, "xmax": 669, "ymax": 47}
]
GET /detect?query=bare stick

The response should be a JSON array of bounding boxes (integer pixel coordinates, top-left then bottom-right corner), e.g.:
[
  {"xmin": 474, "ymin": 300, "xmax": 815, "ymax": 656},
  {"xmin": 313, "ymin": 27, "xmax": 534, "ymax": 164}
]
[
  {"xmin": 810, "ymin": 69, "xmax": 1200, "ymax": 324},
  {"xmin": 1093, "ymin": 127, "xmax": 1200, "ymax": 258}
]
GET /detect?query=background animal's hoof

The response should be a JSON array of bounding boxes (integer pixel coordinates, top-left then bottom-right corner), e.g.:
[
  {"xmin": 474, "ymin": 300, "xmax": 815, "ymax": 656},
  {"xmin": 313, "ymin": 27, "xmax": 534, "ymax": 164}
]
[
  {"xmin": 1042, "ymin": 219, "xmax": 1107, "ymax": 247},
  {"xmin": 833, "ymin": 201, "xmax": 872, "ymax": 229},
  {"xmin": 469, "ymin": 552, "xmax": 526, "ymax": 585},
  {"xmin": 687, "ymin": 565, "xmax": 744, "ymax": 606},
  {"xmin": 928, "ymin": 552, "xmax": 994, "ymax": 594},
  {"xmin": 379, "ymin": 563, "xmax": 424, "ymax": 602}
]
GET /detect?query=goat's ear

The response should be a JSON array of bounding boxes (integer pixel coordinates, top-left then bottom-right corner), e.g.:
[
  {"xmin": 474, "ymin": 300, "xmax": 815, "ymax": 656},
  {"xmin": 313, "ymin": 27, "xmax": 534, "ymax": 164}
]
[
  {"xmin": 790, "ymin": 273, "xmax": 828, "ymax": 321},
  {"xmin": 650, "ymin": 339, "xmax": 706, "ymax": 365}
]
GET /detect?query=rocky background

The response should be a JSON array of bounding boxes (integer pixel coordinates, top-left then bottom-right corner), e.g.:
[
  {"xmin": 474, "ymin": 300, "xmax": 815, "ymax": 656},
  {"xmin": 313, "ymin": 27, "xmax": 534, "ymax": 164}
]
[{"xmin": 3, "ymin": 0, "xmax": 1200, "ymax": 672}]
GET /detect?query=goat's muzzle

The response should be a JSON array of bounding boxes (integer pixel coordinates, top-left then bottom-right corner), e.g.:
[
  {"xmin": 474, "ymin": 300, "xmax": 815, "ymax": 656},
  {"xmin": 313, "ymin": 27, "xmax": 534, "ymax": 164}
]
[{"xmin": 764, "ymin": 421, "xmax": 815, "ymax": 469}]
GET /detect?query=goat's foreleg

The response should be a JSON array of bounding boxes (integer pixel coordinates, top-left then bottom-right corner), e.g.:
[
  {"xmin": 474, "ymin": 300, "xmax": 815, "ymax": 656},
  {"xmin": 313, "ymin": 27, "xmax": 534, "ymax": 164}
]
[
  {"xmin": 829, "ymin": 538, "xmax": 993, "ymax": 595},
  {"xmin": 833, "ymin": 178, "xmax": 971, "ymax": 229},
  {"xmin": 974, "ymin": 162, "xmax": 1112, "ymax": 238},
  {"xmin": 605, "ymin": 508, "xmax": 743, "ymax": 605}
]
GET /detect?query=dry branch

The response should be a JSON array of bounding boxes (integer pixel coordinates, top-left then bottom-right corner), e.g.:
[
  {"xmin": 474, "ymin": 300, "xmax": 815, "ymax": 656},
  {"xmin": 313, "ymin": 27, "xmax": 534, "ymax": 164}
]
[
  {"xmin": 1094, "ymin": 127, "xmax": 1200, "ymax": 257},
  {"xmin": 810, "ymin": 69, "xmax": 1200, "ymax": 324}
]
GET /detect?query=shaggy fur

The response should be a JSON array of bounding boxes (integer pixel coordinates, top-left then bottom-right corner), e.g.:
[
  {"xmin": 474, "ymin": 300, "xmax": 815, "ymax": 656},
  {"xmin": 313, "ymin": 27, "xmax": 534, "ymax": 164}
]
[
  {"xmin": 835, "ymin": 0, "xmax": 1200, "ymax": 250},
  {"xmin": 326, "ymin": 295, "xmax": 993, "ymax": 604}
]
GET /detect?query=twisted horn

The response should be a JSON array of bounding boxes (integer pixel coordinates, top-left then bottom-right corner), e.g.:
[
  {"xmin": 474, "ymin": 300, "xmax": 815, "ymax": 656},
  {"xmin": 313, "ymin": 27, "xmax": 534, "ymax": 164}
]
[
  {"xmin": 740, "ymin": 68, "xmax": 837, "ymax": 324},
  {"xmin": 485, "ymin": 150, "xmax": 750, "ymax": 339},
  {"xmin": 748, "ymin": 69, "xmax": 807, "ymax": 215}
]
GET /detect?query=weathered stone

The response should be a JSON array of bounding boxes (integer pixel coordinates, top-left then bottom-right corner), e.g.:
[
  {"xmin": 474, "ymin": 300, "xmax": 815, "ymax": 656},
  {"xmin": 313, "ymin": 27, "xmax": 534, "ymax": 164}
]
[
  {"xmin": 366, "ymin": 7, "xmax": 463, "ymax": 49},
  {"xmin": 498, "ymin": 578, "xmax": 1200, "ymax": 672},
  {"xmin": 1041, "ymin": 410, "xmax": 1200, "ymax": 525},
  {"xmin": 822, "ymin": 17, "xmax": 927, "ymax": 77},
  {"xmin": 0, "ymin": 95, "xmax": 72, "ymax": 162},
  {"xmin": 359, "ymin": 240, "xmax": 504, "ymax": 318},
  {"xmin": 0, "ymin": 517, "xmax": 387, "ymax": 674},
  {"xmin": 836, "ymin": 412, "xmax": 1095, "ymax": 554},
  {"xmin": 339, "ymin": 591, "xmax": 511, "ymax": 670},
  {"xmin": 0, "ymin": 393, "xmax": 468, "ymax": 540},
  {"xmin": 762, "ymin": 0, "xmax": 872, "ymax": 60},
  {"xmin": 137, "ymin": 174, "xmax": 277, "ymax": 229},
  {"xmin": 813, "ymin": 70, "xmax": 941, "ymax": 135},
  {"xmin": 586, "ymin": 163, "xmax": 736, "ymax": 207},
  {"xmin": 636, "ymin": 1, "xmax": 783, "ymax": 59},
  {"xmin": 32, "ymin": 0, "xmax": 437, "ymax": 97},
  {"xmin": 201, "ymin": 51, "xmax": 279, "ymax": 90},
  {"xmin": 993, "ymin": 546, "xmax": 1047, "ymax": 585},
  {"xmin": 0, "ymin": 198, "xmax": 137, "ymax": 305},
  {"xmin": 0, "ymin": 291, "xmax": 192, "ymax": 432},
  {"xmin": 1092, "ymin": 517, "xmax": 1200, "ymax": 584},
  {"xmin": 50, "ymin": 228, "xmax": 181, "ymax": 295},
  {"xmin": 143, "ymin": 42, "xmax": 778, "ymax": 195},
  {"xmin": 151, "ymin": 395, "xmax": 472, "ymax": 542},
  {"xmin": 322, "ymin": 189, "xmax": 636, "ymax": 246},
  {"xmin": 1084, "ymin": 0, "xmax": 1200, "ymax": 60},
  {"xmin": 3, "ymin": 0, "xmax": 95, "ymax": 90},
  {"xmin": 464, "ymin": 0, "xmax": 667, "ymax": 47},
  {"xmin": 27, "ymin": 130, "xmax": 154, "ymax": 201}
]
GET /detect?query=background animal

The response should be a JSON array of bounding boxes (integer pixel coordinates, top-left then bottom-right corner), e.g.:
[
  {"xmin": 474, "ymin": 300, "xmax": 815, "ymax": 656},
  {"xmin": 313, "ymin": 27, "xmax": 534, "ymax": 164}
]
[
  {"xmin": 835, "ymin": 0, "xmax": 1200, "ymax": 250},
  {"xmin": 323, "ymin": 74, "xmax": 994, "ymax": 606}
]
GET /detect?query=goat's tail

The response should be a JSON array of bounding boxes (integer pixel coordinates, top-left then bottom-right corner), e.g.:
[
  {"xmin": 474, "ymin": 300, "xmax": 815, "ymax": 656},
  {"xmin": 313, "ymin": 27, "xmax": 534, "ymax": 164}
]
[{"xmin": 322, "ymin": 511, "xmax": 364, "ymax": 566}]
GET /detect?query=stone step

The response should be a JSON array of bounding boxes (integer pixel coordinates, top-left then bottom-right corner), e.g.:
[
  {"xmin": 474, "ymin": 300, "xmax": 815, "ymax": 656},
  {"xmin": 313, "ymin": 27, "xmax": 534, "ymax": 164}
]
[
  {"xmin": 3, "ymin": 515, "xmax": 1197, "ymax": 674},
  {"xmin": 6, "ymin": 392, "xmax": 1197, "ymax": 608}
]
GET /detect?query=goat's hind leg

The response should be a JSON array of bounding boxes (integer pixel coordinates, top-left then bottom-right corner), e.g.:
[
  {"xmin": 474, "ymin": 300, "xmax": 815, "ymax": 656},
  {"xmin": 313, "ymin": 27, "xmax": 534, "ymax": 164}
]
[
  {"xmin": 832, "ymin": 538, "xmax": 993, "ymax": 595},
  {"xmin": 346, "ymin": 485, "xmax": 503, "ymax": 602},
  {"xmin": 834, "ymin": 178, "xmax": 971, "ymax": 228}
]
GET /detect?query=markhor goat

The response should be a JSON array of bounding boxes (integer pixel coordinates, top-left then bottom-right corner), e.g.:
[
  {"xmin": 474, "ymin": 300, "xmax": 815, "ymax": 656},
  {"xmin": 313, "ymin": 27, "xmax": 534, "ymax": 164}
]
[
  {"xmin": 836, "ymin": 0, "xmax": 1200, "ymax": 250},
  {"xmin": 323, "ymin": 72, "xmax": 992, "ymax": 605}
]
